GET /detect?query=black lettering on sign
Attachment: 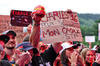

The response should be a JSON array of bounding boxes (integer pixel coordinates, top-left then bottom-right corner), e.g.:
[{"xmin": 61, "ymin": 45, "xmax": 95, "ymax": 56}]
[{"xmin": 65, "ymin": 34, "xmax": 70, "ymax": 39}]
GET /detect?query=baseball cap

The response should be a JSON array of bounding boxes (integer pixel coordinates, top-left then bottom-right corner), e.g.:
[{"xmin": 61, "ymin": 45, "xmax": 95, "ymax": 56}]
[
  {"xmin": 0, "ymin": 45, "xmax": 3, "ymax": 51},
  {"xmin": 16, "ymin": 42, "xmax": 38, "ymax": 54},
  {"xmin": 39, "ymin": 41, "xmax": 45, "ymax": 46},
  {"xmin": 92, "ymin": 45, "xmax": 99, "ymax": 51},
  {"xmin": 60, "ymin": 42, "xmax": 74, "ymax": 53},
  {"xmin": 61, "ymin": 42, "xmax": 74, "ymax": 49},
  {"xmin": 0, "ymin": 35, "xmax": 10, "ymax": 44},
  {"xmin": 32, "ymin": 5, "xmax": 45, "ymax": 17},
  {"xmin": 2, "ymin": 30, "xmax": 16, "ymax": 36}
]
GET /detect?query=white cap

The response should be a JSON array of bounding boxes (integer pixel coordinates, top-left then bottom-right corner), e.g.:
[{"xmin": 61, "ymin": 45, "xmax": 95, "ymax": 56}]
[
  {"xmin": 60, "ymin": 42, "xmax": 74, "ymax": 54},
  {"xmin": 91, "ymin": 45, "xmax": 98, "ymax": 50}
]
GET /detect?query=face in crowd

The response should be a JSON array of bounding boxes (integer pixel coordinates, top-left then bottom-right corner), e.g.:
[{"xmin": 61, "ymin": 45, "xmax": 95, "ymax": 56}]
[
  {"xmin": 60, "ymin": 46, "xmax": 74, "ymax": 64},
  {"xmin": 65, "ymin": 47, "xmax": 74, "ymax": 58},
  {"xmin": 0, "ymin": 45, "xmax": 5, "ymax": 61},
  {"xmin": 81, "ymin": 48, "xmax": 94, "ymax": 64},
  {"xmin": 5, "ymin": 34, "xmax": 16, "ymax": 49},
  {"xmin": 85, "ymin": 50, "xmax": 94, "ymax": 63},
  {"xmin": 0, "ymin": 40, "xmax": 5, "ymax": 48}
]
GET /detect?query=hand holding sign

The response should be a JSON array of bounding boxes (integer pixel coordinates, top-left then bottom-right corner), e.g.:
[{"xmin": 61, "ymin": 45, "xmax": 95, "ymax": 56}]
[{"xmin": 66, "ymin": 9, "xmax": 73, "ymax": 13}]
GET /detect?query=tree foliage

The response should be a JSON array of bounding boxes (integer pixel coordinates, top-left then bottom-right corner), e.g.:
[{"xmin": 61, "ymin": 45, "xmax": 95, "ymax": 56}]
[{"xmin": 78, "ymin": 13, "xmax": 100, "ymax": 47}]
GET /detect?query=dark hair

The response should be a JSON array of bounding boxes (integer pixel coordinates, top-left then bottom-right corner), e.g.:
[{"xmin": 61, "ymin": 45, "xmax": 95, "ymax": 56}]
[
  {"xmin": 97, "ymin": 46, "xmax": 100, "ymax": 53},
  {"xmin": 23, "ymin": 35, "xmax": 30, "ymax": 42},
  {"xmin": 60, "ymin": 49, "xmax": 69, "ymax": 63}
]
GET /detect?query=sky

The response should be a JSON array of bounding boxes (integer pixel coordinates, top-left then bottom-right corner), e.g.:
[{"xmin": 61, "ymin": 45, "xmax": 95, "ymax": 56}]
[{"xmin": 0, "ymin": 0, "xmax": 100, "ymax": 15}]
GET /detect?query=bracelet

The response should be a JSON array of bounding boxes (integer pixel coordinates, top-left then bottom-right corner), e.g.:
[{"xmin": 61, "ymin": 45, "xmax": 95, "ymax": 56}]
[
  {"xmin": 34, "ymin": 24, "xmax": 40, "ymax": 26},
  {"xmin": 71, "ymin": 63, "xmax": 77, "ymax": 66}
]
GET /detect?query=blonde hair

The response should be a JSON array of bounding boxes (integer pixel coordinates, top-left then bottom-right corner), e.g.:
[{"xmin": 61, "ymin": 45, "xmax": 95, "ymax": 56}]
[{"xmin": 80, "ymin": 48, "xmax": 90, "ymax": 63}]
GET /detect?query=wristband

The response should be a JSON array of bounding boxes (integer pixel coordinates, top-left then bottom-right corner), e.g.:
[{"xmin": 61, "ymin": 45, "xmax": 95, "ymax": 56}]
[
  {"xmin": 71, "ymin": 63, "xmax": 77, "ymax": 66},
  {"xmin": 34, "ymin": 24, "xmax": 40, "ymax": 26}
]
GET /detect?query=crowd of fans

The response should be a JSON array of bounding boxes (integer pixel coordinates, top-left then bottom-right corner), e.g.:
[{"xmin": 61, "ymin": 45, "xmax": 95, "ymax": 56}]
[{"xmin": 0, "ymin": 5, "xmax": 100, "ymax": 66}]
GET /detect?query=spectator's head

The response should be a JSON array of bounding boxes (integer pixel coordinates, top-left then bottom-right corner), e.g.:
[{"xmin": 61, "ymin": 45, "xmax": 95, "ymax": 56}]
[
  {"xmin": 60, "ymin": 42, "xmax": 75, "ymax": 63},
  {"xmin": 72, "ymin": 41, "xmax": 82, "ymax": 53},
  {"xmin": 23, "ymin": 35, "xmax": 30, "ymax": 42},
  {"xmin": 0, "ymin": 45, "xmax": 5, "ymax": 61},
  {"xmin": 60, "ymin": 42, "xmax": 74, "ymax": 54},
  {"xmin": 92, "ymin": 45, "xmax": 99, "ymax": 53},
  {"xmin": 97, "ymin": 46, "xmax": 100, "ymax": 53},
  {"xmin": 80, "ymin": 48, "xmax": 94, "ymax": 65},
  {"xmin": 60, "ymin": 41, "xmax": 79, "ymax": 54},
  {"xmin": 72, "ymin": 41, "xmax": 80, "ymax": 49},
  {"xmin": 0, "ymin": 35, "xmax": 9, "ymax": 48},
  {"xmin": 16, "ymin": 42, "xmax": 38, "ymax": 56},
  {"xmin": 24, "ymin": 35, "xmax": 44, "ymax": 53},
  {"xmin": 23, "ymin": 35, "xmax": 43, "ymax": 42},
  {"xmin": 2, "ymin": 30, "xmax": 16, "ymax": 49}
]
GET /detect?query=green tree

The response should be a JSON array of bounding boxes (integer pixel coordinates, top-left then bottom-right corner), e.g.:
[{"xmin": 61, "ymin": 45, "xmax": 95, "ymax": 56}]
[{"xmin": 92, "ymin": 19, "xmax": 100, "ymax": 46}]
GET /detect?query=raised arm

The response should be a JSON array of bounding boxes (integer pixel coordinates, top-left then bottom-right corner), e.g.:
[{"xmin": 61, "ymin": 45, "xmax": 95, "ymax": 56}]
[
  {"xmin": 29, "ymin": 5, "xmax": 45, "ymax": 48},
  {"xmin": 88, "ymin": 42, "xmax": 92, "ymax": 49},
  {"xmin": 29, "ymin": 14, "xmax": 41, "ymax": 48}
]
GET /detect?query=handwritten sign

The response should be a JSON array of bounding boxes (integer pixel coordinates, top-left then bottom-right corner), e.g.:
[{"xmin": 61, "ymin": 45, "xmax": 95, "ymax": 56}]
[
  {"xmin": 85, "ymin": 36, "xmax": 95, "ymax": 42},
  {"xmin": 10, "ymin": 10, "xmax": 32, "ymax": 26},
  {"xmin": 40, "ymin": 11, "xmax": 83, "ymax": 44},
  {"xmin": 0, "ymin": 15, "xmax": 23, "ymax": 44},
  {"xmin": 99, "ymin": 23, "xmax": 100, "ymax": 40}
]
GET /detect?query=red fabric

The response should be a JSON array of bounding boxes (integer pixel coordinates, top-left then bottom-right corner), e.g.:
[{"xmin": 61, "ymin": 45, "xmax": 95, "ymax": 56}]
[{"xmin": 6, "ymin": 54, "xmax": 11, "ymax": 61}]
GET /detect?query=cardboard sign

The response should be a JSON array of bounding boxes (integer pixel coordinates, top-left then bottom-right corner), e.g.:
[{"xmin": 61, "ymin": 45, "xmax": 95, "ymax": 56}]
[
  {"xmin": 40, "ymin": 11, "xmax": 83, "ymax": 44},
  {"xmin": 10, "ymin": 10, "xmax": 32, "ymax": 26},
  {"xmin": 0, "ymin": 15, "xmax": 23, "ymax": 44},
  {"xmin": 85, "ymin": 36, "xmax": 95, "ymax": 42},
  {"xmin": 98, "ymin": 23, "xmax": 100, "ymax": 40}
]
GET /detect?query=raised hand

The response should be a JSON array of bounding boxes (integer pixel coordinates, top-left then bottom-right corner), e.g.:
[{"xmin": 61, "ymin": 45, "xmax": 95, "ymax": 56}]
[
  {"xmin": 27, "ymin": 24, "xmax": 32, "ymax": 34},
  {"xmin": 13, "ymin": 50, "xmax": 31, "ymax": 66}
]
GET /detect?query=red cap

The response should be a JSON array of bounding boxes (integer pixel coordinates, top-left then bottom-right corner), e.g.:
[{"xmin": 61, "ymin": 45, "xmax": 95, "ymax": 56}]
[
  {"xmin": 32, "ymin": 5, "xmax": 45, "ymax": 17},
  {"xmin": 39, "ymin": 41, "xmax": 45, "ymax": 46}
]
